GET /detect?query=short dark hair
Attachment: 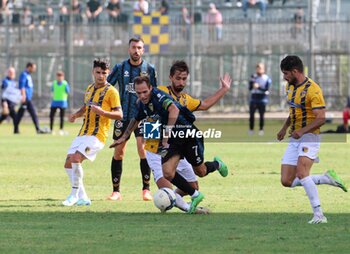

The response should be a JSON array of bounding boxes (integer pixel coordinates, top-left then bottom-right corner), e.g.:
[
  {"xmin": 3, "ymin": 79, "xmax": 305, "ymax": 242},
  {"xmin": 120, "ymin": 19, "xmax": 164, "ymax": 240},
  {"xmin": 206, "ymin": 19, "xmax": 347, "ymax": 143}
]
[
  {"xmin": 93, "ymin": 58, "xmax": 110, "ymax": 70},
  {"xmin": 134, "ymin": 76, "xmax": 151, "ymax": 88},
  {"xmin": 280, "ymin": 55, "xmax": 304, "ymax": 73},
  {"xmin": 129, "ymin": 36, "xmax": 144, "ymax": 45},
  {"xmin": 170, "ymin": 60, "xmax": 189, "ymax": 76},
  {"xmin": 26, "ymin": 62, "xmax": 35, "ymax": 68}
]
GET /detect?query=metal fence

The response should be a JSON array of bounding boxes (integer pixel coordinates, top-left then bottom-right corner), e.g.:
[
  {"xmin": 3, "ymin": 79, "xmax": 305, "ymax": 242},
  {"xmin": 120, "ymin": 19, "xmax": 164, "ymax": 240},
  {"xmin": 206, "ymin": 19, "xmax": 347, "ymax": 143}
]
[{"xmin": 0, "ymin": 19, "xmax": 349, "ymax": 112}]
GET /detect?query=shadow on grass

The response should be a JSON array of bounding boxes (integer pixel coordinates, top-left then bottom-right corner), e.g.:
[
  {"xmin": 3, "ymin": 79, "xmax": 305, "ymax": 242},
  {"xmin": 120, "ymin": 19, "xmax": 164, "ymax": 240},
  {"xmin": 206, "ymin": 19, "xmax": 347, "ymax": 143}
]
[{"xmin": 0, "ymin": 211, "xmax": 349, "ymax": 254}]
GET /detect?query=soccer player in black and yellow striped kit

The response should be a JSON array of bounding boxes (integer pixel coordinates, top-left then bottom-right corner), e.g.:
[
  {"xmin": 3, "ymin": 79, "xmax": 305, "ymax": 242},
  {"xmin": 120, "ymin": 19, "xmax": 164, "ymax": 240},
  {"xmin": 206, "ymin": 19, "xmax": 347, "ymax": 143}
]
[
  {"xmin": 62, "ymin": 58, "xmax": 123, "ymax": 206},
  {"xmin": 278, "ymin": 55, "xmax": 347, "ymax": 224}
]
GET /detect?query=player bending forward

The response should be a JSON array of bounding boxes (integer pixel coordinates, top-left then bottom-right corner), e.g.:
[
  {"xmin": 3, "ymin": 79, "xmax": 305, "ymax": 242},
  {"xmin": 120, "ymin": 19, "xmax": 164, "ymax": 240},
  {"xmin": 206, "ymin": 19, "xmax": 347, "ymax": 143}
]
[
  {"xmin": 62, "ymin": 58, "xmax": 123, "ymax": 206},
  {"xmin": 145, "ymin": 60, "xmax": 232, "ymax": 213}
]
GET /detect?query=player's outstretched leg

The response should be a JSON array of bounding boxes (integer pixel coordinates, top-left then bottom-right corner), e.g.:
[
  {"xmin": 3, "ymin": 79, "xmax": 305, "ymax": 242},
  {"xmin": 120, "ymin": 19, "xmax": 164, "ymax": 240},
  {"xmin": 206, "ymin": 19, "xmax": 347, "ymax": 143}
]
[
  {"xmin": 325, "ymin": 169, "xmax": 348, "ymax": 192},
  {"xmin": 189, "ymin": 192, "xmax": 205, "ymax": 214},
  {"xmin": 214, "ymin": 156, "xmax": 228, "ymax": 177}
]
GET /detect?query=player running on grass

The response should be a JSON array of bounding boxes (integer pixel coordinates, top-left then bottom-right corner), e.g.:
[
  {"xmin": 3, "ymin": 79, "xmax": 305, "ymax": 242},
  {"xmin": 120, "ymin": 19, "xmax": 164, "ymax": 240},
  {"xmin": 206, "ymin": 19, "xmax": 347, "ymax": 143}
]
[
  {"xmin": 144, "ymin": 60, "xmax": 232, "ymax": 213},
  {"xmin": 62, "ymin": 58, "xmax": 123, "ymax": 206},
  {"xmin": 110, "ymin": 76, "xmax": 228, "ymax": 213},
  {"xmin": 277, "ymin": 55, "xmax": 348, "ymax": 224}
]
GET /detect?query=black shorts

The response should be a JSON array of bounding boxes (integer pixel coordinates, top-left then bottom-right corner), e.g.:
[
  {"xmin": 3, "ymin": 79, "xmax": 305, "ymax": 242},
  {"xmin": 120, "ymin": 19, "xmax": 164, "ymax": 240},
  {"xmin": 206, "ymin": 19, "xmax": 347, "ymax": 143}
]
[
  {"xmin": 113, "ymin": 119, "xmax": 144, "ymax": 141},
  {"xmin": 161, "ymin": 137, "xmax": 204, "ymax": 167}
]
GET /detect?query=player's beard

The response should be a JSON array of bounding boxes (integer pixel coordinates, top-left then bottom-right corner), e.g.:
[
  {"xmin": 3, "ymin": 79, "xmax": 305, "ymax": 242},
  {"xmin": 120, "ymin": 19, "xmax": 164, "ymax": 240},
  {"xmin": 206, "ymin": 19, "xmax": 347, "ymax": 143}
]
[
  {"xmin": 173, "ymin": 85, "xmax": 184, "ymax": 93},
  {"xmin": 130, "ymin": 54, "xmax": 141, "ymax": 63},
  {"xmin": 288, "ymin": 76, "xmax": 298, "ymax": 86}
]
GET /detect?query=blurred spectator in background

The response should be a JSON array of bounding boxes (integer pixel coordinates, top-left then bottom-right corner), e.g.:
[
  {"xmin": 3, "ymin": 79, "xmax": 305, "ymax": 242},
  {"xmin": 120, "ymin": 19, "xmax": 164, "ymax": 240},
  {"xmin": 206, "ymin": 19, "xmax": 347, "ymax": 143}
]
[
  {"xmin": 182, "ymin": 6, "xmax": 191, "ymax": 40},
  {"xmin": 86, "ymin": 0, "xmax": 102, "ymax": 42},
  {"xmin": 22, "ymin": 6, "xmax": 35, "ymax": 41},
  {"xmin": 159, "ymin": 0, "xmax": 169, "ymax": 15},
  {"xmin": 38, "ymin": 6, "xmax": 55, "ymax": 42},
  {"xmin": 0, "ymin": 0, "xmax": 8, "ymax": 24},
  {"xmin": 71, "ymin": 0, "xmax": 84, "ymax": 46},
  {"xmin": 16, "ymin": 62, "xmax": 46, "ymax": 134},
  {"xmin": 106, "ymin": 0, "xmax": 122, "ymax": 45},
  {"xmin": 107, "ymin": 0, "xmax": 121, "ymax": 22},
  {"xmin": 343, "ymin": 96, "xmax": 350, "ymax": 132},
  {"xmin": 50, "ymin": 71, "xmax": 70, "ymax": 135},
  {"xmin": 242, "ymin": 0, "xmax": 267, "ymax": 18},
  {"xmin": 248, "ymin": 63, "xmax": 271, "ymax": 135},
  {"xmin": 86, "ymin": 0, "xmax": 102, "ymax": 24},
  {"xmin": 134, "ymin": 0, "xmax": 149, "ymax": 15},
  {"xmin": 291, "ymin": 6, "xmax": 304, "ymax": 38},
  {"xmin": 59, "ymin": 5, "xmax": 69, "ymax": 43},
  {"xmin": 206, "ymin": 3, "xmax": 222, "ymax": 41},
  {"xmin": 0, "ymin": 67, "xmax": 21, "ymax": 133}
]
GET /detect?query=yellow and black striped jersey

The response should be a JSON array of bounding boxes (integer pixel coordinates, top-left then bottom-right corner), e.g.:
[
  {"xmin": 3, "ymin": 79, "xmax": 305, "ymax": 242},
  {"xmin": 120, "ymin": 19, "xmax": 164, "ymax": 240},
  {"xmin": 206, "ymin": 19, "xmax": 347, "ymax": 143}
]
[
  {"xmin": 78, "ymin": 83, "xmax": 121, "ymax": 144},
  {"xmin": 158, "ymin": 85, "xmax": 201, "ymax": 111},
  {"xmin": 144, "ymin": 85, "xmax": 201, "ymax": 153},
  {"xmin": 286, "ymin": 77, "xmax": 325, "ymax": 134}
]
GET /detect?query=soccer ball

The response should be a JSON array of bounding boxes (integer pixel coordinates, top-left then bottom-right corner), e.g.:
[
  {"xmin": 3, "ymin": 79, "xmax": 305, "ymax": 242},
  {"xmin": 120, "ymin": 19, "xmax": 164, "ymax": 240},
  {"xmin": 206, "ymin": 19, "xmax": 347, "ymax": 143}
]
[{"xmin": 153, "ymin": 188, "xmax": 176, "ymax": 212}]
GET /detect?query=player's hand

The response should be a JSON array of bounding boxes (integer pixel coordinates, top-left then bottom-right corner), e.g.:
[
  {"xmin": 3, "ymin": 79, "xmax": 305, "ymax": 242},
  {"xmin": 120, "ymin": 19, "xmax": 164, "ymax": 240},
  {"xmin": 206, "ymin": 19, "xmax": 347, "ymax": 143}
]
[
  {"xmin": 220, "ymin": 73, "xmax": 232, "ymax": 91},
  {"xmin": 90, "ymin": 105, "xmax": 104, "ymax": 116},
  {"xmin": 68, "ymin": 114, "xmax": 76, "ymax": 123},
  {"xmin": 109, "ymin": 137, "xmax": 126, "ymax": 148},
  {"xmin": 291, "ymin": 130, "xmax": 303, "ymax": 139},
  {"xmin": 277, "ymin": 128, "xmax": 286, "ymax": 141}
]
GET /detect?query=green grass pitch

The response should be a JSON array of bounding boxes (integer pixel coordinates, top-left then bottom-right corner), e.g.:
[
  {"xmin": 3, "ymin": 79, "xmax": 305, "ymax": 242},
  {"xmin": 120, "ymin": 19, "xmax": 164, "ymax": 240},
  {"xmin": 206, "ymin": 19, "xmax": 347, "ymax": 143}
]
[{"xmin": 0, "ymin": 120, "xmax": 349, "ymax": 253}]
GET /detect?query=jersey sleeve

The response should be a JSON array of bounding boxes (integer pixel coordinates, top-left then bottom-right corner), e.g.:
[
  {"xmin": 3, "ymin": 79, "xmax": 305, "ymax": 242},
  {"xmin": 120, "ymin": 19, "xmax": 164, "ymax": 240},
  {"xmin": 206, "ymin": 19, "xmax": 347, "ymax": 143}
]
[
  {"xmin": 18, "ymin": 73, "xmax": 26, "ymax": 89},
  {"xmin": 108, "ymin": 87, "xmax": 121, "ymax": 111},
  {"xmin": 107, "ymin": 64, "xmax": 120, "ymax": 86},
  {"xmin": 309, "ymin": 85, "xmax": 326, "ymax": 110},
  {"xmin": 2, "ymin": 79, "xmax": 8, "ymax": 90},
  {"xmin": 185, "ymin": 94, "xmax": 201, "ymax": 112}
]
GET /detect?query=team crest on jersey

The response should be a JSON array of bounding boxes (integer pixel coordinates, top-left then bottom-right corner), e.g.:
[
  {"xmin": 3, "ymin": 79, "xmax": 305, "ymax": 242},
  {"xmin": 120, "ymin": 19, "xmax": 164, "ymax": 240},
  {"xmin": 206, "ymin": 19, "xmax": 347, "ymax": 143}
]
[
  {"xmin": 140, "ymin": 71, "xmax": 148, "ymax": 77},
  {"xmin": 85, "ymin": 147, "xmax": 91, "ymax": 154},
  {"xmin": 148, "ymin": 103, "xmax": 153, "ymax": 111},
  {"xmin": 114, "ymin": 129, "xmax": 122, "ymax": 137},
  {"xmin": 300, "ymin": 91, "xmax": 307, "ymax": 97},
  {"xmin": 124, "ymin": 71, "xmax": 129, "ymax": 77},
  {"xmin": 302, "ymin": 147, "xmax": 308, "ymax": 153},
  {"xmin": 115, "ymin": 120, "xmax": 123, "ymax": 128}
]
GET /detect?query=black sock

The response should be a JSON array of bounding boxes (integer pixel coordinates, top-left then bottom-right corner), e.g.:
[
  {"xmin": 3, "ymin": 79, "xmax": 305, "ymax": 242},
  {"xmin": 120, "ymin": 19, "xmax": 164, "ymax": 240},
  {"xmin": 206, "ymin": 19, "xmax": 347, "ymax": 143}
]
[
  {"xmin": 140, "ymin": 158, "xmax": 151, "ymax": 190},
  {"xmin": 171, "ymin": 172, "xmax": 195, "ymax": 196},
  {"xmin": 204, "ymin": 161, "xmax": 219, "ymax": 175},
  {"xmin": 111, "ymin": 158, "xmax": 122, "ymax": 192}
]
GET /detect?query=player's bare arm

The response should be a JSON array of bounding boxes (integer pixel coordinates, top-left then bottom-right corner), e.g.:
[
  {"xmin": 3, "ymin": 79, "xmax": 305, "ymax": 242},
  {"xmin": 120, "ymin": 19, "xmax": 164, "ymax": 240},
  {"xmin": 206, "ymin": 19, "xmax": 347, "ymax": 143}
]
[
  {"xmin": 198, "ymin": 73, "xmax": 232, "ymax": 110},
  {"xmin": 291, "ymin": 109, "xmax": 326, "ymax": 139},
  {"xmin": 162, "ymin": 103, "xmax": 179, "ymax": 148},
  {"xmin": 90, "ymin": 105, "xmax": 123, "ymax": 120},
  {"xmin": 277, "ymin": 116, "xmax": 291, "ymax": 141},
  {"xmin": 68, "ymin": 105, "xmax": 86, "ymax": 123},
  {"xmin": 109, "ymin": 119, "xmax": 140, "ymax": 148}
]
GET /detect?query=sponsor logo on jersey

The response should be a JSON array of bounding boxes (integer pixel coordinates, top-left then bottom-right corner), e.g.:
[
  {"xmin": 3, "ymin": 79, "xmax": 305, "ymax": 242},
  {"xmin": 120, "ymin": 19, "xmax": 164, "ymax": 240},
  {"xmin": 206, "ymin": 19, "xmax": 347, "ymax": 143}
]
[{"xmin": 115, "ymin": 120, "xmax": 123, "ymax": 128}]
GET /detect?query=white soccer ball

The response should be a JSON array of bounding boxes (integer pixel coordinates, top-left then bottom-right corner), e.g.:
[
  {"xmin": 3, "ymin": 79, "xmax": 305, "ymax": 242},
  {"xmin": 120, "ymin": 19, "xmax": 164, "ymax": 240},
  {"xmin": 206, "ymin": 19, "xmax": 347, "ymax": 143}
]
[{"xmin": 153, "ymin": 188, "xmax": 176, "ymax": 212}]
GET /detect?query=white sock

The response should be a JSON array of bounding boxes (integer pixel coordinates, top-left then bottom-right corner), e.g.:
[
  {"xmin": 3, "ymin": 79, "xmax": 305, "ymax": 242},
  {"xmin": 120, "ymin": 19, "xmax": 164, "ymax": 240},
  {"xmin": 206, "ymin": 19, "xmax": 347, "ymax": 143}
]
[
  {"xmin": 71, "ymin": 163, "xmax": 86, "ymax": 198},
  {"xmin": 300, "ymin": 176, "xmax": 323, "ymax": 216},
  {"xmin": 191, "ymin": 190, "xmax": 199, "ymax": 198},
  {"xmin": 65, "ymin": 168, "xmax": 73, "ymax": 184},
  {"xmin": 174, "ymin": 192, "xmax": 190, "ymax": 212},
  {"xmin": 291, "ymin": 175, "xmax": 333, "ymax": 188}
]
